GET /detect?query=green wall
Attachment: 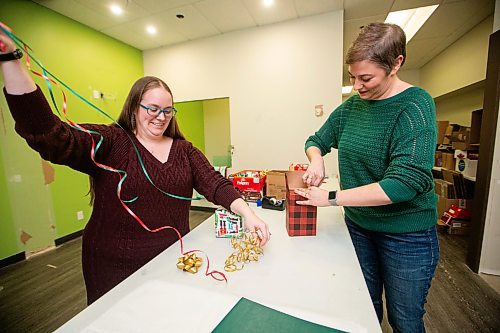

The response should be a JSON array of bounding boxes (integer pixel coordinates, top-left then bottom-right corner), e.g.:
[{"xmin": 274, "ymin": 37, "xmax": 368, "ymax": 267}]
[
  {"xmin": 175, "ymin": 100, "xmax": 206, "ymax": 153},
  {"xmin": 0, "ymin": 0, "xmax": 143, "ymax": 259}
]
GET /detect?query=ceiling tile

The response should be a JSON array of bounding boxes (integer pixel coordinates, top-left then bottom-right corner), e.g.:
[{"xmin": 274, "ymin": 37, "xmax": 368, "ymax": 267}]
[
  {"xmin": 343, "ymin": 0, "xmax": 393, "ymax": 20},
  {"xmin": 130, "ymin": 0, "xmax": 199, "ymax": 12},
  {"xmin": 33, "ymin": 0, "xmax": 111, "ymax": 30},
  {"xmin": 414, "ymin": 0, "xmax": 493, "ymax": 40},
  {"xmin": 293, "ymin": 0, "xmax": 343, "ymax": 17},
  {"xmin": 242, "ymin": 0, "xmax": 298, "ymax": 26},
  {"xmin": 194, "ymin": 0, "xmax": 256, "ymax": 33},
  {"xmin": 405, "ymin": 37, "xmax": 443, "ymax": 68},
  {"xmin": 100, "ymin": 23, "xmax": 160, "ymax": 50},
  {"xmin": 152, "ymin": 5, "xmax": 220, "ymax": 40},
  {"xmin": 73, "ymin": 0, "xmax": 151, "ymax": 29}
]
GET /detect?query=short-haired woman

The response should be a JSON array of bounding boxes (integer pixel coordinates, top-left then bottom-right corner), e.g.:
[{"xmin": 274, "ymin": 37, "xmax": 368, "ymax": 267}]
[{"xmin": 296, "ymin": 23, "xmax": 438, "ymax": 332}]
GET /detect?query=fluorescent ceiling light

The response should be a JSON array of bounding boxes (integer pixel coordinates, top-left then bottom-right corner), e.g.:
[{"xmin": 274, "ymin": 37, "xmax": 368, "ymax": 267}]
[
  {"xmin": 146, "ymin": 26, "xmax": 157, "ymax": 35},
  {"xmin": 263, "ymin": 0, "xmax": 274, "ymax": 7},
  {"xmin": 385, "ymin": 5, "xmax": 439, "ymax": 42},
  {"xmin": 342, "ymin": 86, "xmax": 353, "ymax": 95},
  {"xmin": 110, "ymin": 4, "xmax": 123, "ymax": 15}
]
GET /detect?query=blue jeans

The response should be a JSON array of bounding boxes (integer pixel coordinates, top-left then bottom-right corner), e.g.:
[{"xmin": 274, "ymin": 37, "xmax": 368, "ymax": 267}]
[{"xmin": 345, "ymin": 217, "xmax": 439, "ymax": 333}]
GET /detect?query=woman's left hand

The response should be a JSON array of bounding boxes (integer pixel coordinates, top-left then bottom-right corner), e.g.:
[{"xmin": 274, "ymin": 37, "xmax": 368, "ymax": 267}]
[
  {"xmin": 294, "ymin": 186, "xmax": 330, "ymax": 207},
  {"xmin": 243, "ymin": 213, "xmax": 270, "ymax": 247}
]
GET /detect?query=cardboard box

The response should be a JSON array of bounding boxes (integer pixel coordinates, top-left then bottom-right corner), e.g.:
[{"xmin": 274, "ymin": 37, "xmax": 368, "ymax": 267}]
[
  {"xmin": 437, "ymin": 121, "xmax": 449, "ymax": 145},
  {"xmin": 434, "ymin": 179, "xmax": 454, "ymax": 198},
  {"xmin": 266, "ymin": 170, "xmax": 287, "ymax": 200},
  {"xmin": 443, "ymin": 124, "xmax": 461, "ymax": 145},
  {"xmin": 455, "ymin": 158, "xmax": 478, "ymax": 178},
  {"xmin": 447, "ymin": 220, "xmax": 470, "ymax": 235},
  {"xmin": 451, "ymin": 128, "xmax": 471, "ymax": 150},
  {"xmin": 285, "ymin": 171, "xmax": 317, "ymax": 237},
  {"xmin": 214, "ymin": 208, "xmax": 243, "ymax": 238},
  {"xmin": 436, "ymin": 218, "xmax": 470, "ymax": 235},
  {"xmin": 434, "ymin": 151, "xmax": 443, "ymax": 167},
  {"xmin": 442, "ymin": 153, "xmax": 455, "ymax": 170},
  {"xmin": 437, "ymin": 196, "xmax": 473, "ymax": 218}
]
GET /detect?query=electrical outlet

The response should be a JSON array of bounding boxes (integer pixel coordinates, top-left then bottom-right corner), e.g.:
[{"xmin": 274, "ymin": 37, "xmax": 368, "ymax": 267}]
[{"xmin": 77, "ymin": 211, "xmax": 84, "ymax": 220}]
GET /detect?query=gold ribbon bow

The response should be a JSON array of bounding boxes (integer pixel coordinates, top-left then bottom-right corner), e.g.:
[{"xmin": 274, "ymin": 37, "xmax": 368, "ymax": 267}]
[
  {"xmin": 176, "ymin": 253, "xmax": 203, "ymax": 274},
  {"xmin": 224, "ymin": 232, "xmax": 263, "ymax": 272}
]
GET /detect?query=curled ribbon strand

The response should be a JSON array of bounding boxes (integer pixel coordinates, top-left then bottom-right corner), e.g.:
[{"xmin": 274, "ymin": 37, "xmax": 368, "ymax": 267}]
[{"xmin": 0, "ymin": 22, "xmax": 225, "ymax": 282}]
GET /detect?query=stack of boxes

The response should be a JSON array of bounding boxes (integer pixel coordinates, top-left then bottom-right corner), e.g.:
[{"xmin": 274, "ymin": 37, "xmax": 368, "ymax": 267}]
[{"xmin": 434, "ymin": 110, "xmax": 481, "ymax": 235}]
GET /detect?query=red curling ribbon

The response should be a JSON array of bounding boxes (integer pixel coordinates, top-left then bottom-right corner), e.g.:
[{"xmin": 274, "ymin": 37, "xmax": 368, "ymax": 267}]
[{"xmin": 1, "ymin": 22, "xmax": 226, "ymax": 283}]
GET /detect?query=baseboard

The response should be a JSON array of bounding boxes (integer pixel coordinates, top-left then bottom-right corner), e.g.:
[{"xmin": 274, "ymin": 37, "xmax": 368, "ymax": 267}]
[
  {"xmin": 55, "ymin": 229, "xmax": 83, "ymax": 246},
  {"xmin": 0, "ymin": 251, "xmax": 26, "ymax": 268}
]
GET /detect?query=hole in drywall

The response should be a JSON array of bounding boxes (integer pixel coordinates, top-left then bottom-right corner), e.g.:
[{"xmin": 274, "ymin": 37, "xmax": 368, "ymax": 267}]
[{"xmin": 176, "ymin": 14, "xmax": 185, "ymax": 19}]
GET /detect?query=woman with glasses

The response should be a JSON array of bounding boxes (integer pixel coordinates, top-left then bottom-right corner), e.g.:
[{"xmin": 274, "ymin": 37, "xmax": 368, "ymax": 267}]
[{"xmin": 0, "ymin": 29, "xmax": 269, "ymax": 305}]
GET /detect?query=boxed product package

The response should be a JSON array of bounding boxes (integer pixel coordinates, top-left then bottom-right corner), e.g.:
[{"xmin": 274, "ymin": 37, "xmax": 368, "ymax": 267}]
[
  {"xmin": 285, "ymin": 171, "xmax": 317, "ymax": 237},
  {"xmin": 289, "ymin": 163, "xmax": 309, "ymax": 171},
  {"xmin": 455, "ymin": 158, "xmax": 478, "ymax": 178},
  {"xmin": 215, "ymin": 208, "xmax": 243, "ymax": 238},
  {"xmin": 228, "ymin": 170, "xmax": 266, "ymax": 202},
  {"xmin": 266, "ymin": 170, "xmax": 287, "ymax": 200}
]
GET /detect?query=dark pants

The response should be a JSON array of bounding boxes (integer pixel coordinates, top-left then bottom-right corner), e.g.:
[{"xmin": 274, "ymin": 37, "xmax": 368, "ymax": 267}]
[{"xmin": 345, "ymin": 217, "xmax": 439, "ymax": 333}]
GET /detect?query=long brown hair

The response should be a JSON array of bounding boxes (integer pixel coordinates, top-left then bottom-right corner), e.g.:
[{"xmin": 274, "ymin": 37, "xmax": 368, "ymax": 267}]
[
  {"xmin": 346, "ymin": 22, "xmax": 406, "ymax": 74},
  {"xmin": 89, "ymin": 76, "xmax": 185, "ymax": 205}
]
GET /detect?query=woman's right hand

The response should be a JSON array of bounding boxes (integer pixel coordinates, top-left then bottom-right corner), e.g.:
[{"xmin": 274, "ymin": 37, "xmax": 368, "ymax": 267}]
[
  {"xmin": 0, "ymin": 23, "xmax": 16, "ymax": 53},
  {"xmin": 0, "ymin": 22, "xmax": 36, "ymax": 94},
  {"xmin": 303, "ymin": 158, "xmax": 325, "ymax": 186}
]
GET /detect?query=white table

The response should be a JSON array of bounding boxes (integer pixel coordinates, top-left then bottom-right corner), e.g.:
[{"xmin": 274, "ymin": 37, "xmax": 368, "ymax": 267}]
[{"xmin": 55, "ymin": 195, "xmax": 381, "ymax": 332}]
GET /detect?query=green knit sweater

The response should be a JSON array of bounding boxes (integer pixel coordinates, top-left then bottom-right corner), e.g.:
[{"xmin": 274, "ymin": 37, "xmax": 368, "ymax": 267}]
[{"xmin": 305, "ymin": 87, "xmax": 437, "ymax": 233}]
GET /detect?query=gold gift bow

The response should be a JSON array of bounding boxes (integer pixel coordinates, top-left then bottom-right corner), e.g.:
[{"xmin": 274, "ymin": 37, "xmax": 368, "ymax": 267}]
[
  {"xmin": 224, "ymin": 232, "xmax": 264, "ymax": 272},
  {"xmin": 176, "ymin": 253, "xmax": 203, "ymax": 274}
]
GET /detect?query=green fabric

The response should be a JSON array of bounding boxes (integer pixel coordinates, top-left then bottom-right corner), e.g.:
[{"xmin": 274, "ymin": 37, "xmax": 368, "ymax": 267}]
[
  {"xmin": 213, "ymin": 298, "xmax": 345, "ymax": 332},
  {"xmin": 305, "ymin": 87, "xmax": 437, "ymax": 233}
]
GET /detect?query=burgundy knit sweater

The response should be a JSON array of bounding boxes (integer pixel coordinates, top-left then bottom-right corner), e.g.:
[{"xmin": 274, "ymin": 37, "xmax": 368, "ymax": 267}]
[{"xmin": 4, "ymin": 86, "xmax": 241, "ymax": 304}]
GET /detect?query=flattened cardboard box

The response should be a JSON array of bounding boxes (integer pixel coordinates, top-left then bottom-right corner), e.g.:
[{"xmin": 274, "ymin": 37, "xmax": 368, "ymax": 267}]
[
  {"xmin": 266, "ymin": 170, "xmax": 287, "ymax": 200},
  {"xmin": 285, "ymin": 171, "xmax": 317, "ymax": 237}
]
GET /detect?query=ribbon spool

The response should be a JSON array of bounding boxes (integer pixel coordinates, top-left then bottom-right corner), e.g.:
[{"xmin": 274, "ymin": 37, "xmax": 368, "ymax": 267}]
[
  {"xmin": 177, "ymin": 253, "xmax": 203, "ymax": 274},
  {"xmin": 224, "ymin": 232, "xmax": 263, "ymax": 272}
]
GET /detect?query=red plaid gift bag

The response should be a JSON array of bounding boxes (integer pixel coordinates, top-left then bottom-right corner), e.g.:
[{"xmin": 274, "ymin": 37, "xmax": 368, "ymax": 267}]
[{"xmin": 285, "ymin": 171, "xmax": 317, "ymax": 236}]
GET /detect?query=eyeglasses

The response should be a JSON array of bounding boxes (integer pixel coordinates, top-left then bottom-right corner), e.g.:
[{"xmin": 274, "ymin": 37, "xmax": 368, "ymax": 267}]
[{"xmin": 140, "ymin": 104, "xmax": 177, "ymax": 117}]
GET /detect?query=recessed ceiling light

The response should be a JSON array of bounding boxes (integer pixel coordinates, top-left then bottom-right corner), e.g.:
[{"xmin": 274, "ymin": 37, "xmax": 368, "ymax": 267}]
[
  {"xmin": 110, "ymin": 4, "xmax": 123, "ymax": 15},
  {"xmin": 263, "ymin": 0, "xmax": 274, "ymax": 7},
  {"xmin": 146, "ymin": 25, "xmax": 157, "ymax": 35}
]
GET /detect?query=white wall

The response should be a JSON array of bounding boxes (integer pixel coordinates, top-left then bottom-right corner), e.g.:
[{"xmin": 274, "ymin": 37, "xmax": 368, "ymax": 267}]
[{"xmin": 144, "ymin": 11, "xmax": 343, "ymax": 175}]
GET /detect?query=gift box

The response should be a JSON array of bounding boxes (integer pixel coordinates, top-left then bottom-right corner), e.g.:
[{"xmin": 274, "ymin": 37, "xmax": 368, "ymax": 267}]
[
  {"xmin": 285, "ymin": 171, "xmax": 317, "ymax": 236},
  {"xmin": 215, "ymin": 208, "xmax": 243, "ymax": 238}
]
